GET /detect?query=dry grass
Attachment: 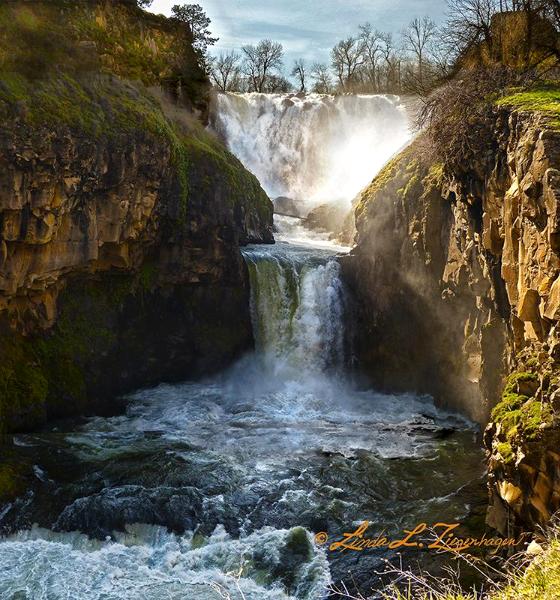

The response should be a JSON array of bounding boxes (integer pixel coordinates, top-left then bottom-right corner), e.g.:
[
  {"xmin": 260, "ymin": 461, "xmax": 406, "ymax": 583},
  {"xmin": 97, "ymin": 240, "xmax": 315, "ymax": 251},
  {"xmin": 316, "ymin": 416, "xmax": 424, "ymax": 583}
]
[{"xmin": 325, "ymin": 521, "xmax": 560, "ymax": 600}]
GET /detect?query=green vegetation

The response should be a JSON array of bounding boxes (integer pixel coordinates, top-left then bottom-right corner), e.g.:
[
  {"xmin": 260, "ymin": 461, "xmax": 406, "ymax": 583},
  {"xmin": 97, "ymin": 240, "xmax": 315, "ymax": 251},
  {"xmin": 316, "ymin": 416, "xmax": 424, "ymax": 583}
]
[
  {"xmin": 423, "ymin": 162, "xmax": 445, "ymax": 188},
  {"xmin": 494, "ymin": 539, "xmax": 560, "ymax": 600},
  {"xmin": 356, "ymin": 145, "xmax": 418, "ymax": 218},
  {"xmin": 490, "ymin": 372, "xmax": 552, "ymax": 443},
  {"xmin": 496, "ymin": 441, "xmax": 515, "ymax": 464},
  {"xmin": 182, "ymin": 123, "xmax": 271, "ymax": 222},
  {"xmin": 0, "ymin": 274, "xmax": 137, "ymax": 431},
  {"xmin": 0, "ymin": 1, "xmax": 203, "ymax": 88},
  {"xmin": 496, "ymin": 84, "xmax": 560, "ymax": 129},
  {"xmin": 0, "ymin": 73, "xmax": 161, "ymax": 135},
  {"xmin": 0, "ymin": 462, "xmax": 28, "ymax": 503},
  {"xmin": 0, "ymin": 338, "xmax": 48, "ymax": 432},
  {"xmin": 384, "ymin": 529, "xmax": 560, "ymax": 600},
  {"xmin": 0, "ymin": 71, "xmax": 194, "ymax": 221}
]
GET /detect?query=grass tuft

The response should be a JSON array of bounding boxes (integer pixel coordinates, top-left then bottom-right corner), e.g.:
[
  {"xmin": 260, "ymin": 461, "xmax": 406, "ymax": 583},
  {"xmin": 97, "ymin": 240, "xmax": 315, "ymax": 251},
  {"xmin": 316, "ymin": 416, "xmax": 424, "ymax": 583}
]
[{"xmin": 496, "ymin": 83, "xmax": 560, "ymax": 129}]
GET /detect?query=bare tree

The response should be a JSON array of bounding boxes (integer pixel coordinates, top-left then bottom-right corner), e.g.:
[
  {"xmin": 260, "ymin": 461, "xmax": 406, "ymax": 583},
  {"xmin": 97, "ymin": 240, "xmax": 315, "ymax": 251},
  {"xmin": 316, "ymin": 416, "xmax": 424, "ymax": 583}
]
[
  {"xmin": 264, "ymin": 74, "xmax": 293, "ymax": 93},
  {"xmin": 311, "ymin": 63, "xmax": 333, "ymax": 93},
  {"xmin": 379, "ymin": 33, "xmax": 399, "ymax": 91},
  {"xmin": 211, "ymin": 51, "xmax": 242, "ymax": 91},
  {"xmin": 331, "ymin": 36, "xmax": 366, "ymax": 90},
  {"xmin": 444, "ymin": 0, "xmax": 497, "ymax": 65},
  {"xmin": 291, "ymin": 59, "xmax": 307, "ymax": 92},
  {"xmin": 402, "ymin": 17, "xmax": 437, "ymax": 87},
  {"xmin": 241, "ymin": 39, "xmax": 284, "ymax": 92},
  {"xmin": 358, "ymin": 23, "xmax": 384, "ymax": 92}
]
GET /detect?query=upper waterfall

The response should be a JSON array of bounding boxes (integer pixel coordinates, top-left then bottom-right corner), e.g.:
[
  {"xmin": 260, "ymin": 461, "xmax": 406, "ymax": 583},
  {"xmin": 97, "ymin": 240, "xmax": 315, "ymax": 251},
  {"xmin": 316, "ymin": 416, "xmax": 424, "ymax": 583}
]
[{"xmin": 212, "ymin": 92, "xmax": 412, "ymax": 215}]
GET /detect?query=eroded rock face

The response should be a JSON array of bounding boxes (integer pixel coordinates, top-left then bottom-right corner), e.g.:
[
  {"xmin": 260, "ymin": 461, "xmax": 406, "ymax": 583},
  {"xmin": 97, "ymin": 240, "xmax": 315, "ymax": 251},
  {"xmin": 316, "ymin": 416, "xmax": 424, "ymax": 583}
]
[
  {"xmin": 344, "ymin": 109, "xmax": 560, "ymax": 533},
  {"xmin": 0, "ymin": 90, "xmax": 273, "ymax": 433},
  {"xmin": 305, "ymin": 202, "xmax": 355, "ymax": 245}
]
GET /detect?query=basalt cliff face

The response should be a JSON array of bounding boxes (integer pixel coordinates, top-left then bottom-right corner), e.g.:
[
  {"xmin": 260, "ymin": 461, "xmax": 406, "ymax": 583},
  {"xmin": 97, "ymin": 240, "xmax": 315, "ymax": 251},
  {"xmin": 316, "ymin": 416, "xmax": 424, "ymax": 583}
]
[
  {"xmin": 0, "ymin": 1, "xmax": 273, "ymax": 433},
  {"xmin": 344, "ymin": 106, "xmax": 560, "ymax": 535}
]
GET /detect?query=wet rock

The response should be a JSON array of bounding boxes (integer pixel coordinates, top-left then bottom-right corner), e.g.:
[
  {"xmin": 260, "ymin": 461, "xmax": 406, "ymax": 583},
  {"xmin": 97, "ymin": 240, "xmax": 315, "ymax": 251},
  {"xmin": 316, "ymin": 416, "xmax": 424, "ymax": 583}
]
[
  {"xmin": 305, "ymin": 202, "xmax": 354, "ymax": 243},
  {"xmin": 343, "ymin": 107, "xmax": 560, "ymax": 534},
  {"xmin": 273, "ymin": 196, "xmax": 303, "ymax": 217},
  {"xmin": 54, "ymin": 485, "xmax": 204, "ymax": 538}
]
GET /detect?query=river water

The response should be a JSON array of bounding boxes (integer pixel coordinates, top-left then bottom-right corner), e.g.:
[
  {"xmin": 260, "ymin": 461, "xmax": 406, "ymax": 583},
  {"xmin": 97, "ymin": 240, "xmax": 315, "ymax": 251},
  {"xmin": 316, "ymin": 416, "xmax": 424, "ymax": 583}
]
[{"xmin": 0, "ymin": 94, "xmax": 487, "ymax": 599}]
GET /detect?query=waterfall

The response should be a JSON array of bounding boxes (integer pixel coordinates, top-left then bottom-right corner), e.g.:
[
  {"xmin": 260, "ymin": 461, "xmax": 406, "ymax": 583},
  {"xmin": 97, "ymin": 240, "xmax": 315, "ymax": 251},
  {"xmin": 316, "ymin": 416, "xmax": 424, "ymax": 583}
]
[
  {"xmin": 243, "ymin": 244, "xmax": 345, "ymax": 376},
  {"xmin": 212, "ymin": 92, "xmax": 411, "ymax": 215}
]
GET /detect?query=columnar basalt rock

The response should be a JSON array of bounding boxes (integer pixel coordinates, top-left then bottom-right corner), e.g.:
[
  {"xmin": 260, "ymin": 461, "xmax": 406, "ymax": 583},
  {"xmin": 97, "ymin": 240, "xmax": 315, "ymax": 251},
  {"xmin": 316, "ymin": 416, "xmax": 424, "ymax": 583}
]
[{"xmin": 344, "ymin": 107, "xmax": 560, "ymax": 534}]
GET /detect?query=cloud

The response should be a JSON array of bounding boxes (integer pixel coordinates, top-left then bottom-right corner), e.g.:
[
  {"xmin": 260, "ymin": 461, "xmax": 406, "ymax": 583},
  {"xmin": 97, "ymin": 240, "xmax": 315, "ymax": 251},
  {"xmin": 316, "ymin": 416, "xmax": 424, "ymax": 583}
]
[{"xmin": 148, "ymin": 0, "xmax": 447, "ymax": 65}]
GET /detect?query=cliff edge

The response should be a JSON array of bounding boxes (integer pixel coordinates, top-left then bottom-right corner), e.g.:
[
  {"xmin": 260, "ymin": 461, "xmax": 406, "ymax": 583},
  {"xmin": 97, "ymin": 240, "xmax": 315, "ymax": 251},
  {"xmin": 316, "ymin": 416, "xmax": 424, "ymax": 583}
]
[
  {"xmin": 344, "ymin": 88, "xmax": 560, "ymax": 535},
  {"xmin": 0, "ymin": 0, "xmax": 273, "ymax": 432}
]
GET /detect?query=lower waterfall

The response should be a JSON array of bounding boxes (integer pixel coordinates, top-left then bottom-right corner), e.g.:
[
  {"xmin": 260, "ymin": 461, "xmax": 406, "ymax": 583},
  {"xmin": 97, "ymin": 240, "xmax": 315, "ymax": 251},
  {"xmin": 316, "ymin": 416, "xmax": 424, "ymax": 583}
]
[
  {"xmin": 0, "ymin": 96, "xmax": 487, "ymax": 600},
  {"xmin": 243, "ymin": 242, "xmax": 345, "ymax": 375}
]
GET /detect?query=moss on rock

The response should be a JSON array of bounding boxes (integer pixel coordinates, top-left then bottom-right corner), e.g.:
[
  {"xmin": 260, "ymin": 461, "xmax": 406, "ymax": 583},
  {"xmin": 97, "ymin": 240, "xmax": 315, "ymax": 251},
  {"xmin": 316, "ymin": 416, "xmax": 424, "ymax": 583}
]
[
  {"xmin": 491, "ymin": 371, "xmax": 553, "ymax": 446},
  {"xmin": 0, "ymin": 337, "xmax": 48, "ymax": 432},
  {"xmin": 496, "ymin": 83, "xmax": 560, "ymax": 129}
]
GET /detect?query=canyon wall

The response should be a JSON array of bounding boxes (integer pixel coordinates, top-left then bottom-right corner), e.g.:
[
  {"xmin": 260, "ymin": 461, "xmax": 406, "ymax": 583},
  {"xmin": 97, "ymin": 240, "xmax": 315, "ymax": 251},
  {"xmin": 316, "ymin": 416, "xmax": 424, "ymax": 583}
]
[
  {"xmin": 0, "ymin": 1, "xmax": 273, "ymax": 432},
  {"xmin": 344, "ymin": 106, "xmax": 560, "ymax": 534}
]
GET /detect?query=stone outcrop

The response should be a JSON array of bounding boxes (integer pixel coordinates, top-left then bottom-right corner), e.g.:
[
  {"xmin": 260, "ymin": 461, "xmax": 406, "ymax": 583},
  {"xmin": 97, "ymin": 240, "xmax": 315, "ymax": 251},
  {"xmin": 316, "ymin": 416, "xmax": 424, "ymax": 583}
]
[
  {"xmin": 343, "ymin": 107, "xmax": 560, "ymax": 534},
  {"xmin": 0, "ymin": 1, "xmax": 273, "ymax": 432}
]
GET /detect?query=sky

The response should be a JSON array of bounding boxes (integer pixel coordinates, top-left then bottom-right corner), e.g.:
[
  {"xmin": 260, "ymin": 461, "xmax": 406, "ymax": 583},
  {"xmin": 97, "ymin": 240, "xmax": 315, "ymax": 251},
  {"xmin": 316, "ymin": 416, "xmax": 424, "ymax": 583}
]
[{"xmin": 147, "ymin": 0, "xmax": 449, "ymax": 67}]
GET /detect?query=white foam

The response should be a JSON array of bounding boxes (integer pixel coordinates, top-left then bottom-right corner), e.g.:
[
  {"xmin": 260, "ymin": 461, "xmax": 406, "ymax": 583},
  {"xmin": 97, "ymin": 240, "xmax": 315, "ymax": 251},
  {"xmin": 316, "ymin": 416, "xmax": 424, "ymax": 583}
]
[
  {"xmin": 212, "ymin": 92, "xmax": 411, "ymax": 214},
  {"xmin": 0, "ymin": 524, "xmax": 330, "ymax": 599}
]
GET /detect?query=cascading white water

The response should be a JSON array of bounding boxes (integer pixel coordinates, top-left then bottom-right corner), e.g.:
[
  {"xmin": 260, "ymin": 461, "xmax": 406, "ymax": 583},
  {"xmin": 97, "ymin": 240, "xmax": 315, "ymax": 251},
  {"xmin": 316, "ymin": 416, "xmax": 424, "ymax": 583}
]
[
  {"xmin": 243, "ymin": 243, "xmax": 345, "ymax": 376},
  {"xmin": 0, "ymin": 92, "xmax": 486, "ymax": 600},
  {"xmin": 213, "ymin": 93, "xmax": 411, "ymax": 214}
]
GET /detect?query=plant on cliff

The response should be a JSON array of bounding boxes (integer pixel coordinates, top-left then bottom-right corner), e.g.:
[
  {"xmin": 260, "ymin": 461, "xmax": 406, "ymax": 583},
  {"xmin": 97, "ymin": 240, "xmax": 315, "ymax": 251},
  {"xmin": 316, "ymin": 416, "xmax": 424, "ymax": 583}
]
[
  {"xmin": 171, "ymin": 3, "xmax": 218, "ymax": 71},
  {"xmin": 0, "ymin": 1, "xmax": 207, "ymax": 96},
  {"xmin": 496, "ymin": 82, "xmax": 560, "ymax": 129},
  {"xmin": 382, "ymin": 522, "xmax": 560, "ymax": 600},
  {"xmin": 416, "ymin": 1, "xmax": 560, "ymax": 167},
  {"xmin": 491, "ymin": 371, "xmax": 554, "ymax": 445},
  {"xmin": 417, "ymin": 66, "xmax": 536, "ymax": 168}
]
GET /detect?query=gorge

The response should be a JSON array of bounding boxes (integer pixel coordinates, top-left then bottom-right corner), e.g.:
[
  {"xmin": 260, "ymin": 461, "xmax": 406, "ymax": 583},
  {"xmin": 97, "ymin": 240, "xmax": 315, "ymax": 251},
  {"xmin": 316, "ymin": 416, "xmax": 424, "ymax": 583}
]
[
  {"xmin": 0, "ymin": 26, "xmax": 485, "ymax": 598},
  {"xmin": 2, "ymin": 1, "xmax": 560, "ymax": 598}
]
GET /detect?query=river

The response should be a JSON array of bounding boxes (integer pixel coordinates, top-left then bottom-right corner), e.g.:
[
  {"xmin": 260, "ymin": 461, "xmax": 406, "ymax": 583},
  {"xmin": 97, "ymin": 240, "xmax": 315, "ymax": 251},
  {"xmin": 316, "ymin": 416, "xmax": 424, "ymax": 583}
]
[{"xmin": 0, "ymin": 93, "xmax": 487, "ymax": 599}]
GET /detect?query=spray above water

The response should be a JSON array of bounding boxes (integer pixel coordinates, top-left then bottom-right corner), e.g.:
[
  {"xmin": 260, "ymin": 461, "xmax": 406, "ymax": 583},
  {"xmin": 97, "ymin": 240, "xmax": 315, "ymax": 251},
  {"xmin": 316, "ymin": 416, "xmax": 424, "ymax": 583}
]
[
  {"xmin": 0, "ymin": 92, "xmax": 485, "ymax": 600},
  {"xmin": 213, "ymin": 93, "xmax": 411, "ymax": 215}
]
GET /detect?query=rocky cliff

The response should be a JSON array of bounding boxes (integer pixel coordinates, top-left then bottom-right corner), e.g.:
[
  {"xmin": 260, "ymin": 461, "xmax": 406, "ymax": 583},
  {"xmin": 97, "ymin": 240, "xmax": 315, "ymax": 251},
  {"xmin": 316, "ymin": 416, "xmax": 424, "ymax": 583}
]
[
  {"xmin": 0, "ymin": 1, "xmax": 273, "ymax": 432},
  {"xmin": 343, "ymin": 96, "xmax": 560, "ymax": 535}
]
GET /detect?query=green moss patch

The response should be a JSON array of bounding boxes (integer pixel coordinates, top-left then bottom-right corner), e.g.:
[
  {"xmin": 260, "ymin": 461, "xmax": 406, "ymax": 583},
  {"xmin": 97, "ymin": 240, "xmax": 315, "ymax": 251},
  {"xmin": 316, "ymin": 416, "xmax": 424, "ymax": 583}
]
[
  {"xmin": 0, "ymin": 338, "xmax": 48, "ymax": 432},
  {"xmin": 496, "ymin": 83, "xmax": 560, "ymax": 129},
  {"xmin": 496, "ymin": 441, "xmax": 515, "ymax": 464},
  {"xmin": 495, "ymin": 539, "xmax": 560, "ymax": 600},
  {"xmin": 491, "ymin": 372, "xmax": 552, "ymax": 444}
]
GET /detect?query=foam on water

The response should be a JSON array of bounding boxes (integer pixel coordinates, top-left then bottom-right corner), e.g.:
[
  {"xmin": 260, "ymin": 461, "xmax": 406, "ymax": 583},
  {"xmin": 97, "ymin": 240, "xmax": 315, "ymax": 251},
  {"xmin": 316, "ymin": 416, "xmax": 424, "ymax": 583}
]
[
  {"xmin": 0, "ymin": 524, "xmax": 330, "ymax": 600},
  {"xmin": 213, "ymin": 93, "xmax": 411, "ymax": 213}
]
